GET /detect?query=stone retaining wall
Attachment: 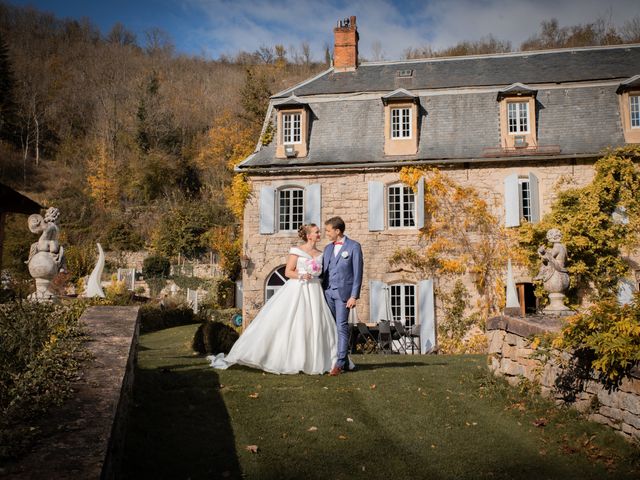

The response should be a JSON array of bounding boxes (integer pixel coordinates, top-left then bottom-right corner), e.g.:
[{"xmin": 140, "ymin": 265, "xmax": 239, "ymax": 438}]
[{"xmin": 487, "ymin": 315, "xmax": 640, "ymax": 443}]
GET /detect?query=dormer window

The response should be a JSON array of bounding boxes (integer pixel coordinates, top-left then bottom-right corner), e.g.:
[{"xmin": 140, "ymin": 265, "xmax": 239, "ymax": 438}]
[
  {"xmin": 616, "ymin": 75, "xmax": 640, "ymax": 143},
  {"xmin": 497, "ymin": 83, "xmax": 537, "ymax": 150},
  {"xmin": 382, "ymin": 89, "xmax": 419, "ymax": 156},
  {"xmin": 274, "ymin": 96, "xmax": 309, "ymax": 158}
]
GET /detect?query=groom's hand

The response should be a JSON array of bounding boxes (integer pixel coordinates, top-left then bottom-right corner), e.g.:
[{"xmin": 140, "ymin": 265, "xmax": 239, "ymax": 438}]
[{"xmin": 346, "ymin": 297, "xmax": 357, "ymax": 309}]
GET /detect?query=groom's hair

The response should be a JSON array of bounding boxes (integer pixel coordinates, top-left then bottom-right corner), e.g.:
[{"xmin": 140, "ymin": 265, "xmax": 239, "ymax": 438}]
[{"xmin": 325, "ymin": 216, "xmax": 345, "ymax": 234}]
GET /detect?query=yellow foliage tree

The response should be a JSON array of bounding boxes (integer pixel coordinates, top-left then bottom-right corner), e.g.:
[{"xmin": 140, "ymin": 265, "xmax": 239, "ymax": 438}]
[
  {"xmin": 207, "ymin": 225, "xmax": 241, "ymax": 279},
  {"xmin": 86, "ymin": 141, "xmax": 119, "ymax": 210},
  {"xmin": 196, "ymin": 109, "xmax": 255, "ymax": 220}
]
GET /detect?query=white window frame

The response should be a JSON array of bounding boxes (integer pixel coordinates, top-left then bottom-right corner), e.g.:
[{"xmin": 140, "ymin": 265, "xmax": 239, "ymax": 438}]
[
  {"xmin": 507, "ymin": 101, "xmax": 529, "ymax": 134},
  {"xmin": 278, "ymin": 187, "xmax": 304, "ymax": 232},
  {"xmin": 631, "ymin": 95, "xmax": 640, "ymax": 129},
  {"xmin": 387, "ymin": 183, "xmax": 416, "ymax": 228},
  {"xmin": 518, "ymin": 177, "xmax": 532, "ymax": 223},
  {"xmin": 390, "ymin": 283, "xmax": 416, "ymax": 327},
  {"xmin": 391, "ymin": 107, "xmax": 412, "ymax": 139},
  {"xmin": 282, "ymin": 112, "xmax": 302, "ymax": 144},
  {"xmin": 265, "ymin": 266, "xmax": 287, "ymax": 302}
]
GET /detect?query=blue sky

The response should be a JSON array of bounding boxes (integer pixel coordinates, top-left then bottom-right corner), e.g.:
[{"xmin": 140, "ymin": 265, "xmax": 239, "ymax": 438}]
[{"xmin": 10, "ymin": 0, "xmax": 640, "ymax": 60}]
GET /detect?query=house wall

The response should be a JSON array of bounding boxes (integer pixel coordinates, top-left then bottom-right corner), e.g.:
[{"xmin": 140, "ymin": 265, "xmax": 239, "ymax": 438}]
[{"xmin": 241, "ymin": 158, "xmax": 599, "ymax": 326}]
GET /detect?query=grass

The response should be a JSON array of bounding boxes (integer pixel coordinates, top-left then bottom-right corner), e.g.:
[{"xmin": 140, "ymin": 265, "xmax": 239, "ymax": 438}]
[{"xmin": 121, "ymin": 324, "xmax": 640, "ymax": 480}]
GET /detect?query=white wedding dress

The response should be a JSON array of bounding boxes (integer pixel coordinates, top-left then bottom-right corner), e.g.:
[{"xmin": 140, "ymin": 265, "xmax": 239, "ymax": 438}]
[{"xmin": 208, "ymin": 247, "xmax": 338, "ymax": 375}]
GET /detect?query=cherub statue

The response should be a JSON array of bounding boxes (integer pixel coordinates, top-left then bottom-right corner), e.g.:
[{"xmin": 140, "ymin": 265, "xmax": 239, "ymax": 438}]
[
  {"xmin": 26, "ymin": 207, "xmax": 66, "ymax": 301},
  {"xmin": 534, "ymin": 228, "xmax": 572, "ymax": 314},
  {"xmin": 27, "ymin": 207, "xmax": 65, "ymax": 268}
]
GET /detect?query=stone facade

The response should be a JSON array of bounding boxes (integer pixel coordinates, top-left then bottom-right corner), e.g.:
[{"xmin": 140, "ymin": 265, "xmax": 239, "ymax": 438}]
[
  {"xmin": 487, "ymin": 316, "xmax": 640, "ymax": 442},
  {"xmin": 241, "ymin": 158, "xmax": 598, "ymax": 327}
]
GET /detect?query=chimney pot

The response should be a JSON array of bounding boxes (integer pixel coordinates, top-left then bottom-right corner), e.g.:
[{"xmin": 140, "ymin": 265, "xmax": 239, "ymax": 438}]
[{"xmin": 333, "ymin": 15, "xmax": 358, "ymax": 72}]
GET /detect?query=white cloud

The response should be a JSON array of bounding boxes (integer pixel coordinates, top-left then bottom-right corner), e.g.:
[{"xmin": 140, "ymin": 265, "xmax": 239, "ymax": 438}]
[{"xmin": 186, "ymin": 0, "xmax": 640, "ymax": 60}]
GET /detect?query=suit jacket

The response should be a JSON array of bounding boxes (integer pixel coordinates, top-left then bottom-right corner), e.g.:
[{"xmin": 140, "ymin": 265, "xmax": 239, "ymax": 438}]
[{"xmin": 322, "ymin": 236, "xmax": 364, "ymax": 303}]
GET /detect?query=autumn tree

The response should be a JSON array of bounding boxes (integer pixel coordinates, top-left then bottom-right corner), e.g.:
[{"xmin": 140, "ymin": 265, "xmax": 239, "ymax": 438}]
[
  {"xmin": 403, "ymin": 35, "xmax": 511, "ymax": 59},
  {"xmin": 521, "ymin": 17, "xmax": 622, "ymax": 51},
  {"xmin": 106, "ymin": 22, "xmax": 137, "ymax": 46},
  {"xmin": 86, "ymin": 140, "xmax": 119, "ymax": 210}
]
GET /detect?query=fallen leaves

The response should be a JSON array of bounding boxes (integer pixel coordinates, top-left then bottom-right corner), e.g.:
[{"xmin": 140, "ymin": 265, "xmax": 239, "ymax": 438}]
[
  {"xmin": 248, "ymin": 392, "xmax": 259, "ymax": 399},
  {"xmin": 245, "ymin": 445, "xmax": 259, "ymax": 453},
  {"xmin": 307, "ymin": 426, "xmax": 318, "ymax": 432},
  {"xmin": 533, "ymin": 417, "xmax": 548, "ymax": 427},
  {"xmin": 346, "ymin": 418, "xmax": 354, "ymax": 423},
  {"xmin": 370, "ymin": 384, "xmax": 376, "ymax": 390}
]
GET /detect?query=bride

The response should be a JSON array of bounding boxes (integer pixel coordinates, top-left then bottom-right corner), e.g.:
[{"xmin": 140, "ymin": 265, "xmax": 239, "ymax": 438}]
[{"xmin": 208, "ymin": 223, "xmax": 338, "ymax": 375}]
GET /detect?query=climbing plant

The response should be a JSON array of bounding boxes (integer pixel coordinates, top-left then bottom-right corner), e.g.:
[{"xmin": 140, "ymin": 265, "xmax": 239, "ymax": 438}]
[{"xmin": 391, "ymin": 167, "xmax": 522, "ymax": 320}]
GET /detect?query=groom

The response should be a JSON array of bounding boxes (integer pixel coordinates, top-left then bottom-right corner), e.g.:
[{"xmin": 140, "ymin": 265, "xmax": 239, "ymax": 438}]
[{"xmin": 322, "ymin": 216, "xmax": 363, "ymax": 376}]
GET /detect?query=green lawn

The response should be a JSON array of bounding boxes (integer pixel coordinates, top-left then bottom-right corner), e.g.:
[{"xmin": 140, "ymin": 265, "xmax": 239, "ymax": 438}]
[{"xmin": 121, "ymin": 324, "xmax": 640, "ymax": 480}]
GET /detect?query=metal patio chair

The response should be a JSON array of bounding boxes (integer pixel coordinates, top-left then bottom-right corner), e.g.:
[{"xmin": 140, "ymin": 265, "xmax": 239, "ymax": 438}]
[
  {"xmin": 393, "ymin": 321, "xmax": 420, "ymax": 354},
  {"xmin": 377, "ymin": 320, "xmax": 394, "ymax": 354}
]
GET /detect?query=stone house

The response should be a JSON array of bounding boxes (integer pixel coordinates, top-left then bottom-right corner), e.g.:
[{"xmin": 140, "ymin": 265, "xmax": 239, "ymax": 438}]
[{"xmin": 237, "ymin": 16, "xmax": 640, "ymax": 347}]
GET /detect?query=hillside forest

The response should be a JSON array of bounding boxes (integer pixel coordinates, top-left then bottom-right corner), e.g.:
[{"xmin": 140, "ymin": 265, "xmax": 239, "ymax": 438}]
[{"xmin": 1, "ymin": 1, "xmax": 639, "ymax": 286}]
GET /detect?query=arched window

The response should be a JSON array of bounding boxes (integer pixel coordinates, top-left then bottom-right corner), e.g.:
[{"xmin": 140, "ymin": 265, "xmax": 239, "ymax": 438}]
[{"xmin": 265, "ymin": 265, "xmax": 287, "ymax": 302}]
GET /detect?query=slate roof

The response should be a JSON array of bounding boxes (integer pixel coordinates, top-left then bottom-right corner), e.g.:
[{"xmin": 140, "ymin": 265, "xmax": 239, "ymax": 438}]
[
  {"xmin": 275, "ymin": 45, "xmax": 640, "ymax": 97},
  {"xmin": 239, "ymin": 45, "xmax": 640, "ymax": 171}
]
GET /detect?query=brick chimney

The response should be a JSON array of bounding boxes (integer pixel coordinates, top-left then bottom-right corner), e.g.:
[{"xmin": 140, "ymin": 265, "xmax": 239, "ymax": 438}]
[{"xmin": 333, "ymin": 16, "xmax": 358, "ymax": 72}]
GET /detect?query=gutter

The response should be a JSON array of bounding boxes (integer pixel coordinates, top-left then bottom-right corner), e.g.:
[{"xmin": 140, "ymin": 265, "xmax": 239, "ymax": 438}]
[{"xmin": 235, "ymin": 153, "xmax": 600, "ymax": 175}]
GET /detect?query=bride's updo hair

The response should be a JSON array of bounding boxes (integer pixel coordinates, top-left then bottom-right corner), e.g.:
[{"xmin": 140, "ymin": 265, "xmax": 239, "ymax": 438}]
[{"xmin": 297, "ymin": 223, "xmax": 317, "ymax": 241}]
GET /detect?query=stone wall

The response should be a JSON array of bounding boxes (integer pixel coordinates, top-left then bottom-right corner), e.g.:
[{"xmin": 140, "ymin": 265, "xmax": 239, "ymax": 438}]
[
  {"xmin": 487, "ymin": 315, "xmax": 640, "ymax": 442},
  {"xmin": 242, "ymin": 159, "xmax": 598, "ymax": 324}
]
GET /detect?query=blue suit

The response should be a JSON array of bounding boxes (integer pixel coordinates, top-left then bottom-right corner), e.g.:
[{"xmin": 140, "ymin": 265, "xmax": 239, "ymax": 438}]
[{"xmin": 322, "ymin": 237, "xmax": 363, "ymax": 369}]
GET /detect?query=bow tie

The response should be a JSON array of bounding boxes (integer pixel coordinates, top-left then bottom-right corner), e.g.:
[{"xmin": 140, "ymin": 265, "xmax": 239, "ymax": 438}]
[{"xmin": 333, "ymin": 241, "xmax": 343, "ymax": 245}]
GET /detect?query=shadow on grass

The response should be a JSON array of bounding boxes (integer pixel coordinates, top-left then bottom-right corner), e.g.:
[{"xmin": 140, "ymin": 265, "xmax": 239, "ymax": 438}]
[
  {"xmin": 350, "ymin": 360, "xmax": 449, "ymax": 370},
  {"xmin": 121, "ymin": 364, "xmax": 241, "ymax": 480}
]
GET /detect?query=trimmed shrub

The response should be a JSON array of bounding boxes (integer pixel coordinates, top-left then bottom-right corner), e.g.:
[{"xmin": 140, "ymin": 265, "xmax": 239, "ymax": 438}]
[
  {"xmin": 138, "ymin": 303, "xmax": 199, "ymax": 333},
  {"xmin": 192, "ymin": 321, "xmax": 239, "ymax": 355},
  {"xmin": 142, "ymin": 254, "xmax": 170, "ymax": 279}
]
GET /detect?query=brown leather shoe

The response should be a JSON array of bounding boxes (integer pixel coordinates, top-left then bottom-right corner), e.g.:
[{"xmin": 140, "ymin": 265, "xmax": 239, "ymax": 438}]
[{"xmin": 329, "ymin": 366, "xmax": 343, "ymax": 376}]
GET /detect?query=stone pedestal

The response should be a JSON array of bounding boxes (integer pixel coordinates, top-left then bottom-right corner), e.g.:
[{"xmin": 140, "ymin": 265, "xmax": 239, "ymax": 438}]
[{"xmin": 542, "ymin": 293, "xmax": 574, "ymax": 316}]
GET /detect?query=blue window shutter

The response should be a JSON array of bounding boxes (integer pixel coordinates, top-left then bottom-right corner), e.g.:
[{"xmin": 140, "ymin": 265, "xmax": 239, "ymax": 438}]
[
  {"xmin": 528, "ymin": 172, "xmax": 540, "ymax": 223},
  {"xmin": 416, "ymin": 176, "xmax": 425, "ymax": 229},
  {"xmin": 418, "ymin": 279, "xmax": 436, "ymax": 353},
  {"xmin": 617, "ymin": 279, "xmax": 636, "ymax": 306},
  {"xmin": 368, "ymin": 181, "xmax": 384, "ymax": 231},
  {"xmin": 304, "ymin": 183, "xmax": 321, "ymax": 226},
  {"xmin": 504, "ymin": 173, "xmax": 520, "ymax": 227},
  {"xmin": 259, "ymin": 186, "xmax": 276, "ymax": 234},
  {"xmin": 369, "ymin": 280, "xmax": 386, "ymax": 324}
]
